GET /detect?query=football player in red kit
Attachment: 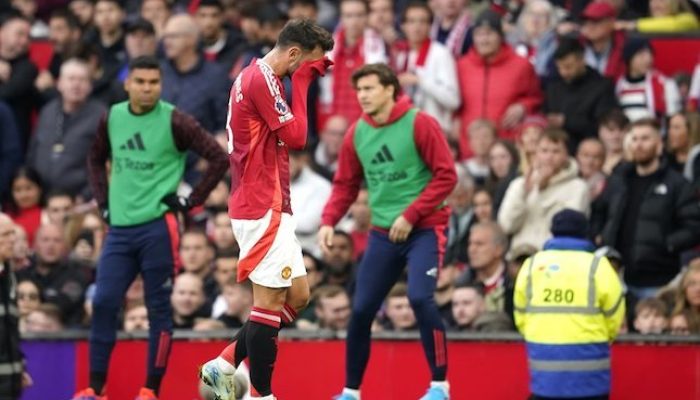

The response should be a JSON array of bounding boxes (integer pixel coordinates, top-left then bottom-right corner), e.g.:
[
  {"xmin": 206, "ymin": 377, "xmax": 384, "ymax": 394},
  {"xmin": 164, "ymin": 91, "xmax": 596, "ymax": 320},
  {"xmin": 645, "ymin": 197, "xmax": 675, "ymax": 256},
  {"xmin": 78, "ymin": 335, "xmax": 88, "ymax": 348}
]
[{"xmin": 199, "ymin": 19, "xmax": 334, "ymax": 400}]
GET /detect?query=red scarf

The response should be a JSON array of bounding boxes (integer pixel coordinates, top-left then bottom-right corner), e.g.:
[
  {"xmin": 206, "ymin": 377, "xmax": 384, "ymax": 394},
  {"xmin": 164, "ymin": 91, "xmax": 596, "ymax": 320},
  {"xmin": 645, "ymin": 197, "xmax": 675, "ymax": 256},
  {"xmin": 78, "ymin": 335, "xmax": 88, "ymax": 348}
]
[
  {"xmin": 430, "ymin": 11, "xmax": 470, "ymax": 57},
  {"xmin": 392, "ymin": 39, "xmax": 432, "ymax": 73}
]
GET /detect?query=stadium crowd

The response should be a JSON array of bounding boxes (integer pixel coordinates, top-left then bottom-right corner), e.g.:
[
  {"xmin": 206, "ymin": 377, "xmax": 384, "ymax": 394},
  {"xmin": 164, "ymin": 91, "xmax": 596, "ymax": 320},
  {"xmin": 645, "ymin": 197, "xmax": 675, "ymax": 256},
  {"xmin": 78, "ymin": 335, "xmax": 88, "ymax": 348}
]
[{"xmin": 1, "ymin": 0, "xmax": 700, "ymax": 340}]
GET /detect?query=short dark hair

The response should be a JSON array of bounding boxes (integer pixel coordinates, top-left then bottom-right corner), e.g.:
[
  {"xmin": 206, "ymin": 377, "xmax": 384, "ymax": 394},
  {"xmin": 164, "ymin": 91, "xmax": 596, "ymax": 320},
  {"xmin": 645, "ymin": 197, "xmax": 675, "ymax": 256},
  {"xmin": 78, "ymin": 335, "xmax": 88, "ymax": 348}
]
[
  {"xmin": 276, "ymin": 18, "xmax": 334, "ymax": 52},
  {"xmin": 197, "ymin": 0, "xmax": 223, "ymax": 10},
  {"xmin": 332, "ymin": 229, "xmax": 354, "ymax": 249},
  {"xmin": 50, "ymin": 8, "xmax": 81, "ymax": 31},
  {"xmin": 539, "ymin": 128, "xmax": 570, "ymax": 148},
  {"xmin": 351, "ymin": 63, "xmax": 401, "ymax": 101},
  {"xmin": 223, "ymin": 276, "xmax": 252, "ymax": 290},
  {"xmin": 46, "ymin": 189, "xmax": 74, "ymax": 203},
  {"xmin": 454, "ymin": 281, "xmax": 486, "ymax": 298},
  {"xmin": 253, "ymin": 4, "xmax": 288, "ymax": 26},
  {"xmin": 95, "ymin": 0, "xmax": 123, "ymax": 8},
  {"xmin": 554, "ymin": 37, "xmax": 584, "ymax": 60},
  {"xmin": 301, "ymin": 249, "xmax": 323, "ymax": 272},
  {"xmin": 128, "ymin": 55, "xmax": 161, "ymax": 72},
  {"xmin": 340, "ymin": 0, "xmax": 369, "ymax": 13},
  {"xmin": 599, "ymin": 108, "xmax": 629, "ymax": 130},
  {"xmin": 290, "ymin": 0, "xmax": 318, "ymax": 10},
  {"xmin": 0, "ymin": 10, "xmax": 29, "ymax": 27},
  {"xmin": 73, "ymin": 43, "xmax": 101, "ymax": 66},
  {"xmin": 401, "ymin": 1, "xmax": 433, "ymax": 24},
  {"xmin": 126, "ymin": 18, "xmax": 155, "ymax": 36},
  {"xmin": 629, "ymin": 117, "xmax": 661, "ymax": 133},
  {"xmin": 216, "ymin": 247, "xmax": 240, "ymax": 259}
]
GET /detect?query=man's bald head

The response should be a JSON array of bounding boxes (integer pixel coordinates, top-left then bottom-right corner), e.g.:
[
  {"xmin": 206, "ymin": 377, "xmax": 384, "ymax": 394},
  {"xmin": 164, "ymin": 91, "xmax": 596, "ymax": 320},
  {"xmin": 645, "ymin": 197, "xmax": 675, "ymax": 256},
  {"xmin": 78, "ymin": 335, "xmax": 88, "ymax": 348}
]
[
  {"xmin": 163, "ymin": 14, "xmax": 200, "ymax": 60},
  {"xmin": 0, "ymin": 213, "xmax": 16, "ymax": 262},
  {"xmin": 34, "ymin": 224, "xmax": 67, "ymax": 265}
]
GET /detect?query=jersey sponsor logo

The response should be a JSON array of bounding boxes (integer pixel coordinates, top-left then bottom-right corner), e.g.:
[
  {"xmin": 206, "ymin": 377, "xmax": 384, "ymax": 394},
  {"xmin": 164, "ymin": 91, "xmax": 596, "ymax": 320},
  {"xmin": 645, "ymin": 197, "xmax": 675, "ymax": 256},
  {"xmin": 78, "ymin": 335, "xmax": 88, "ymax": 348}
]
[
  {"xmin": 370, "ymin": 145, "xmax": 395, "ymax": 164},
  {"xmin": 113, "ymin": 157, "xmax": 156, "ymax": 173},
  {"xmin": 281, "ymin": 266, "xmax": 292, "ymax": 280},
  {"xmin": 119, "ymin": 132, "xmax": 146, "ymax": 151},
  {"xmin": 366, "ymin": 169, "xmax": 409, "ymax": 186}
]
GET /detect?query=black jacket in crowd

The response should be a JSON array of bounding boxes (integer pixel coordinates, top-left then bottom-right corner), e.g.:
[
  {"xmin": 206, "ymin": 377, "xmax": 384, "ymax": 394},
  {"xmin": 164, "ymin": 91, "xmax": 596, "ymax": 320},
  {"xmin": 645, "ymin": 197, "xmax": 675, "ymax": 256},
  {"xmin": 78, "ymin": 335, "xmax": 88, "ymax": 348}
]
[
  {"xmin": 27, "ymin": 98, "xmax": 106, "ymax": 199},
  {"xmin": 600, "ymin": 162, "xmax": 700, "ymax": 287},
  {"xmin": 0, "ymin": 263, "xmax": 24, "ymax": 400},
  {"xmin": 210, "ymin": 28, "xmax": 247, "ymax": 76},
  {"xmin": 543, "ymin": 66, "xmax": 618, "ymax": 153},
  {"xmin": 0, "ymin": 54, "xmax": 38, "ymax": 149},
  {"xmin": 16, "ymin": 261, "xmax": 87, "ymax": 327}
]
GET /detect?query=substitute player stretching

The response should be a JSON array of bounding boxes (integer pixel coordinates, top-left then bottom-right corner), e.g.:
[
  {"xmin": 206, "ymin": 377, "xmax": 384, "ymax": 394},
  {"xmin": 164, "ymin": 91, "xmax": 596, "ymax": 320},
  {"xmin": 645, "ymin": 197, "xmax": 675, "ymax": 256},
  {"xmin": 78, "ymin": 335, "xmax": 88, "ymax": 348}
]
[
  {"xmin": 74, "ymin": 56, "xmax": 228, "ymax": 400},
  {"xmin": 198, "ymin": 20, "xmax": 334, "ymax": 400},
  {"xmin": 319, "ymin": 64, "xmax": 457, "ymax": 400}
]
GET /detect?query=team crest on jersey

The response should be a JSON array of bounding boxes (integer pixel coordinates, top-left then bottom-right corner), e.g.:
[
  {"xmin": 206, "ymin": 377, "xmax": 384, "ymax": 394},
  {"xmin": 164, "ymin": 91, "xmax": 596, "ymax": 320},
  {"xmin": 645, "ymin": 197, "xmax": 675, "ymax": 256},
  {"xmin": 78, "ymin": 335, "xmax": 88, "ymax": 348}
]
[{"xmin": 281, "ymin": 266, "xmax": 292, "ymax": 280}]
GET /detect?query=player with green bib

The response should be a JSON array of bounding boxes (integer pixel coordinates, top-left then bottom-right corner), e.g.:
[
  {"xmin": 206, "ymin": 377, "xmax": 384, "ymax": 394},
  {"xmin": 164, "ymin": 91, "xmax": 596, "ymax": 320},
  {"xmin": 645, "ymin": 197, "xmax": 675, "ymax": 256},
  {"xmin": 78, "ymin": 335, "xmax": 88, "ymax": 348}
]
[
  {"xmin": 73, "ymin": 56, "xmax": 228, "ymax": 400},
  {"xmin": 319, "ymin": 64, "xmax": 457, "ymax": 400}
]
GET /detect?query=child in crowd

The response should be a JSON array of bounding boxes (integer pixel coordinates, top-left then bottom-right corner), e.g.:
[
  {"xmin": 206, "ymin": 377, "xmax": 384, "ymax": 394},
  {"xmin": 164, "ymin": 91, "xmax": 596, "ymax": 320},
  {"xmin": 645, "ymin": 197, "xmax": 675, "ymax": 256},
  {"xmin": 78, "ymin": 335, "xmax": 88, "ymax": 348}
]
[{"xmin": 633, "ymin": 297, "xmax": 668, "ymax": 334}]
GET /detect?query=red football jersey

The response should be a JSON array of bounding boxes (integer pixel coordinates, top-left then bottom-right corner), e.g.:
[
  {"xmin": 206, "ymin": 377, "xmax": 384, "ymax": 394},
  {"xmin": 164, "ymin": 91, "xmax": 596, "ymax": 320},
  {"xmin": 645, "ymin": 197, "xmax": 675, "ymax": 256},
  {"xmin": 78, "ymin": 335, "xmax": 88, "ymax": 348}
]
[{"xmin": 227, "ymin": 59, "xmax": 296, "ymax": 219}]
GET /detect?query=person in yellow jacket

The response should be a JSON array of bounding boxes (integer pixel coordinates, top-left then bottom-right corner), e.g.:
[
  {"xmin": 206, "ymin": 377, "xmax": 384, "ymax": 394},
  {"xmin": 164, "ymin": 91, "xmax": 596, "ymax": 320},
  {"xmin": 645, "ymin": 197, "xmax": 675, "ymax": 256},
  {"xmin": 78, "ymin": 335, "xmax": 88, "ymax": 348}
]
[
  {"xmin": 616, "ymin": 0, "xmax": 700, "ymax": 33},
  {"xmin": 514, "ymin": 209, "xmax": 625, "ymax": 400}
]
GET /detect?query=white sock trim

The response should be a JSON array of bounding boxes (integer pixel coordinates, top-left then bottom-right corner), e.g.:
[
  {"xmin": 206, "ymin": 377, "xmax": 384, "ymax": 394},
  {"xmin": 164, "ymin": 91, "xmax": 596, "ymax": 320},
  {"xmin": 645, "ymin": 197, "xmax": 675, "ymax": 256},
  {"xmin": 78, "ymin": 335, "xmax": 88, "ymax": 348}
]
[{"xmin": 342, "ymin": 387, "xmax": 360, "ymax": 399}]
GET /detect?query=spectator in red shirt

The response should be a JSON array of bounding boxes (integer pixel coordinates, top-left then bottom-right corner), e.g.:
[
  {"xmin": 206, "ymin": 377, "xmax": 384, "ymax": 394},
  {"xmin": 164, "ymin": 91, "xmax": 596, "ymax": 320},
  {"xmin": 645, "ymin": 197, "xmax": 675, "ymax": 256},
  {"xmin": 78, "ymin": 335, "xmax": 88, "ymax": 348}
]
[
  {"xmin": 6, "ymin": 167, "xmax": 43, "ymax": 247},
  {"xmin": 456, "ymin": 10, "xmax": 542, "ymax": 159},
  {"xmin": 319, "ymin": 0, "xmax": 387, "ymax": 125},
  {"xmin": 580, "ymin": 1, "xmax": 626, "ymax": 80}
]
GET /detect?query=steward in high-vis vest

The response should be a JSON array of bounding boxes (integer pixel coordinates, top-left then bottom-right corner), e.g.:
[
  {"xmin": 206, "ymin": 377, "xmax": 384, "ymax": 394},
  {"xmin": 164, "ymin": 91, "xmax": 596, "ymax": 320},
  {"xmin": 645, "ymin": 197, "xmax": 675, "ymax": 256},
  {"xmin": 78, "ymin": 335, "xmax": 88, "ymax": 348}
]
[
  {"xmin": 319, "ymin": 63, "xmax": 457, "ymax": 400},
  {"xmin": 515, "ymin": 209, "xmax": 625, "ymax": 400},
  {"xmin": 79, "ymin": 56, "xmax": 227, "ymax": 400}
]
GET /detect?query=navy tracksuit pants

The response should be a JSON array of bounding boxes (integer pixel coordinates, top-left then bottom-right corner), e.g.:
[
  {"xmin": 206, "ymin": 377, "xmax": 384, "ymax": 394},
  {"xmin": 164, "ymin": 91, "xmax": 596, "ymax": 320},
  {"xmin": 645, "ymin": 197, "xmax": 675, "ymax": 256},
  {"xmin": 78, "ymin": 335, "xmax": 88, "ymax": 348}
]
[
  {"xmin": 346, "ymin": 228, "xmax": 448, "ymax": 389},
  {"xmin": 90, "ymin": 215, "xmax": 179, "ymax": 381}
]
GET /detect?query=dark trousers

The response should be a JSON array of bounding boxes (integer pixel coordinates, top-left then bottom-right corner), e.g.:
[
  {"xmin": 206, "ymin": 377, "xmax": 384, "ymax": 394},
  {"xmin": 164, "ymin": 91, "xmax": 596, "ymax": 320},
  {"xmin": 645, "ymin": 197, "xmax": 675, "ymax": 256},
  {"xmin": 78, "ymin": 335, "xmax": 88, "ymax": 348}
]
[
  {"xmin": 346, "ymin": 228, "xmax": 448, "ymax": 389},
  {"xmin": 89, "ymin": 215, "xmax": 179, "ymax": 380}
]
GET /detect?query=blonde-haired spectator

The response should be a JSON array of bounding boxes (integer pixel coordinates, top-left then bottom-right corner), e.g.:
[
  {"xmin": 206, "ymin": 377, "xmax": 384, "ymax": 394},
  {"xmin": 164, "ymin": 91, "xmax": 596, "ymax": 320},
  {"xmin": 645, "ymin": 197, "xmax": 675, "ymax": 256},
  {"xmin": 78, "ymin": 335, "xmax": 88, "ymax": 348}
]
[
  {"xmin": 508, "ymin": 0, "xmax": 561, "ymax": 77},
  {"xmin": 671, "ymin": 259, "xmax": 700, "ymax": 334}
]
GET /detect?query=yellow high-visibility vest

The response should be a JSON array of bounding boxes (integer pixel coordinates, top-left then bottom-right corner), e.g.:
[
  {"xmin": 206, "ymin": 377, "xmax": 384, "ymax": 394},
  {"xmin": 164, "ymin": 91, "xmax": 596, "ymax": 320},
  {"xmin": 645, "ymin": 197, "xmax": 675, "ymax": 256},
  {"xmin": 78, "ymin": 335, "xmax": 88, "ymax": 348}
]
[{"xmin": 514, "ymin": 249, "xmax": 625, "ymax": 345}]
